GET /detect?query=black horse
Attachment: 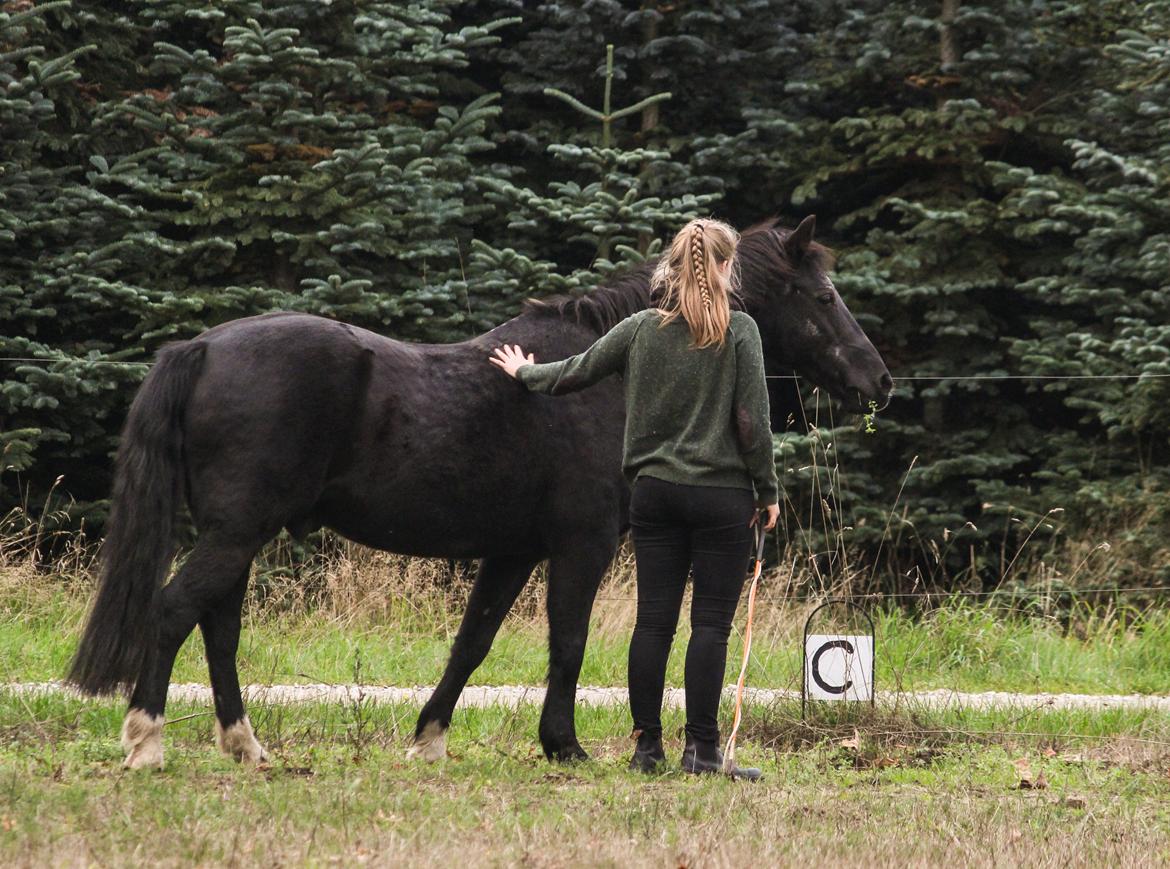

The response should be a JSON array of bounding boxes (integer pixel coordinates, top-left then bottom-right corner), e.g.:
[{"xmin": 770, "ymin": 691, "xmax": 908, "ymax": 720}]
[{"xmin": 68, "ymin": 216, "xmax": 891, "ymax": 768}]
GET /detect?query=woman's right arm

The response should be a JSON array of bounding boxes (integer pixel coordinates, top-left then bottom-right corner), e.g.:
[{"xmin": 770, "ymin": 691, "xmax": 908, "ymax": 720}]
[{"xmin": 496, "ymin": 313, "xmax": 643, "ymax": 395}]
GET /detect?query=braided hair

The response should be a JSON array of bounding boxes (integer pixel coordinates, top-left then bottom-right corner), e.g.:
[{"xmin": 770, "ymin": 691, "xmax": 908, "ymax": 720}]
[
  {"xmin": 650, "ymin": 218, "xmax": 740, "ymax": 349},
  {"xmin": 690, "ymin": 221, "xmax": 712, "ymax": 312}
]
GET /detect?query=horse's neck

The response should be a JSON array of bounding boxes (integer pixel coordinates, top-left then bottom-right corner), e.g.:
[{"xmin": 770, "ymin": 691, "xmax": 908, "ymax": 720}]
[
  {"xmin": 498, "ymin": 311, "xmax": 607, "ymax": 356},
  {"xmin": 499, "ymin": 274, "xmax": 654, "ymax": 347}
]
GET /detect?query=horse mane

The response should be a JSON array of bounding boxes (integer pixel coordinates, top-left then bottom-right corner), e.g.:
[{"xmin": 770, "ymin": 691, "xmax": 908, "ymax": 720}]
[
  {"xmin": 735, "ymin": 219, "xmax": 836, "ymax": 311},
  {"xmin": 522, "ymin": 263, "xmax": 656, "ymax": 334},
  {"xmin": 522, "ymin": 220, "xmax": 836, "ymax": 334}
]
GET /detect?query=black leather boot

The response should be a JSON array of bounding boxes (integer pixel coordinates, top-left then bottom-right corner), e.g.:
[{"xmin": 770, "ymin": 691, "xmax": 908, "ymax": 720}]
[
  {"xmin": 628, "ymin": 730, "xmax": 667, "ymax": 773},
  {"xmin": 681, "ymin": 734, "xmax": 762, "ymax": 781}
]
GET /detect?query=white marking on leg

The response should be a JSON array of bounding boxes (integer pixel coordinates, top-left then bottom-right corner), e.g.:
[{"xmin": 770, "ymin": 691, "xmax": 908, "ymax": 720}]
[
  {"xmin": 121, "ymin": 708, "xmax": 164, "ymax": 770},
  {"xmin": 215, "ymin": 715, "xmax": 269, "ymax": 764},
  {"xmin": 406, "ymin": 720, "xmax": 447, "ymax": 762}
]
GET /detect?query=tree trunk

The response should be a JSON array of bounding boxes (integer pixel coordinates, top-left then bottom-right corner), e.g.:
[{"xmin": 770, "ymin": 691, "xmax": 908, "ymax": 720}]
[
  {"xmin": 940, "ymin": 0, "xmax": 960, "ymax": 68},
  {"xmin": 637, "ymin": 4, "xmax": 661, "ymax": 256}
]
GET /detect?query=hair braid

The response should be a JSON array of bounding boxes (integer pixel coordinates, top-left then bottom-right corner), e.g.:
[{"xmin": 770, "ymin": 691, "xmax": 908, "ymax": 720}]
[
  {"xmin": 690, "ymin": 222, "xmax": 712, "ymax": 311},
  {"xmin": 650, "ymin": 217, "xmax": 738, "ymax": 349}
]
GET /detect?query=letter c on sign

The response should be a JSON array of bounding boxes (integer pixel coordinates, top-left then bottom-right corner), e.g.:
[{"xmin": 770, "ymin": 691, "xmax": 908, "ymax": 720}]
[{"xmin": 811, "ymin": 639, "xmax": 855, "ymax": 695}]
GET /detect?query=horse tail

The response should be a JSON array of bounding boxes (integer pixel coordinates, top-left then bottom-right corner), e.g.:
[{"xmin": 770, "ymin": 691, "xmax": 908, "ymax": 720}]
[{"xmin": 67, "ymin": 341, "xmax": 207, "ymax": 696}]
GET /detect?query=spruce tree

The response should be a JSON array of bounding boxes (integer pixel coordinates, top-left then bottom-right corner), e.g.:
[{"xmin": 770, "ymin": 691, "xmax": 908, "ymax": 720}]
[
  {"xmin": 1008, "ymin": 12, "xmax": 1170, "ymax": 579},
  {"xmin": 3, "ymin": 1, "xmax": 1166, "ymax": 583},
  {"xmin": 474, "ymin": 42, "xmax": 717, "ymax": 299},
  {"xmin": 0, "ymin": 1, "xmax": 147, "ymax": 527},
  {"xmin": 752, "ymin": 1, "xmax": 1168, "ymax": 583},
  {"xmin": 2, "ymin": 0, "xmax": 525, "ymax": 521},
  {"xmin": 90, "ymin": 1, "xmax": 518, "ymax": 342}
]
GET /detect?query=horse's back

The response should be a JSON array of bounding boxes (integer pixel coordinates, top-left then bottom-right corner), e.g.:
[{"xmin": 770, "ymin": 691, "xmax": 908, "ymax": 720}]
[
  {"xmin": 174, "ymin": 311, "xmax": 626, "ymax": 556},
  {"xmin": 180, "ymin": 314, "xmax": 382, "ymax": 531}
]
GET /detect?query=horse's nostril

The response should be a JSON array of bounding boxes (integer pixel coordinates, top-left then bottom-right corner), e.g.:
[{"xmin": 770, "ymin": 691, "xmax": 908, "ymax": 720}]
[{"xmin": 879, "ymin": 372, "xmax": 893, "ymax": 394}]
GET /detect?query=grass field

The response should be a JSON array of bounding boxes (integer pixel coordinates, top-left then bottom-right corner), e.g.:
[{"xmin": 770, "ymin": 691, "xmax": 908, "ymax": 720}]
[
  {"xmin": 1, "ymin": 693, "xmax": 1168, "ymax": 866},
  {"xmin": 2, "ymin": 538, "xmax": 1169, "ymax": 865},
  {"xmin": 4, "ymin": 548, "xmax": 1170, "ymax": 696}
]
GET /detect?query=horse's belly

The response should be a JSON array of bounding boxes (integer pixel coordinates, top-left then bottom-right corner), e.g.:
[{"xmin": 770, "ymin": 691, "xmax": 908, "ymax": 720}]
[
  {"xmin": 321, "ymin": 509, "xmax": 536, "ymax": 560},
  {"xmin": 314, "ymin": 374, "xmax": 625, "ymax": 560},
  {"xmin": 314, "ymin": 475, "xmax": 544, "ymax": 560}
]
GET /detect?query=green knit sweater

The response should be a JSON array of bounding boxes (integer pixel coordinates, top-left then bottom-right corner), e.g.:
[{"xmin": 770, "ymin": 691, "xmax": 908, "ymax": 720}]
[{"xmin": 516, "ymin": 309, "xmax": 779, "ymax": 505}]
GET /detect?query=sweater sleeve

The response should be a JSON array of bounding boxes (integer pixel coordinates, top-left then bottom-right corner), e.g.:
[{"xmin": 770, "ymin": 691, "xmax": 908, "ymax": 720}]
[
  {"xmin": 732, "ymin": 316, "xmax": 779, "ymax": 505},
  {"xmin": 515, "ymin": 313, "xmax": 642, "ymax": 395}
]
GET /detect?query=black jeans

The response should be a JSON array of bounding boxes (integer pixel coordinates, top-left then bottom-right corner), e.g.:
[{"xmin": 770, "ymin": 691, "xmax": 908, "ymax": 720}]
[{"xmin": 628, "ymin": 475, "xmax": 754, "ymax": 744}]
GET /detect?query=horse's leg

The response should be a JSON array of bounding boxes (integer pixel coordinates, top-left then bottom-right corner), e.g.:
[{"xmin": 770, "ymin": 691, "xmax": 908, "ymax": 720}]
[
  {"xmin": 199, "ymin": 570, "xmax": 267, "ymax": 764},
  {"xmin": 540, "ymin": 536, "xmax": 617, "ymax": 761},
  {"xmin": 122, "ymin": 537, "xmax": 260, "ymax": 770},
  {"xmin": 409, "ymin": 552, "xmax": 539, "ymax": 761}
]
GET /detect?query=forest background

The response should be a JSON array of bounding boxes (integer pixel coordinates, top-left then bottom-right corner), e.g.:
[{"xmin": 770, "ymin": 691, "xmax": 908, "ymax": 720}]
[{"xmin": 2, "ymin": 0, "xmax": 1168, "ymax": 591}]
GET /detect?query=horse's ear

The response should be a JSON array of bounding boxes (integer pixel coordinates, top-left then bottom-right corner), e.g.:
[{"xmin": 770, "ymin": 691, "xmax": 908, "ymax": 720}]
[{"xmin": 785, "ymin": 215, "xmax": 816, "ymax": 261}]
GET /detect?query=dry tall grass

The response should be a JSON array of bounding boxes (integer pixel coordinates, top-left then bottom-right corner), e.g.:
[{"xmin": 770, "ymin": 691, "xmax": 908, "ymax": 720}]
[{"xmin": 2, "ymin": 440, "xmax": 1164, "ymax": 642}]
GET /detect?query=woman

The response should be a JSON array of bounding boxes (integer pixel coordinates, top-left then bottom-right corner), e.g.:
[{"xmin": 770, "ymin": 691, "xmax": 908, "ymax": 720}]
[{"xmin": 490, "ymin": 218, "xmax": 779, "ymax": 780}]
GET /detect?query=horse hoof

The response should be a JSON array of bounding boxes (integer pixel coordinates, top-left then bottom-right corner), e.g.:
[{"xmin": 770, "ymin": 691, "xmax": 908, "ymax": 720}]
[
  {"xmin": 121, "ymin": 709, "xmax": 164, "ymax": 770},
  {"xmin": 547, "ymin": 742, "xmax": 590, "ymax": 763},
  {"xmin": 216, "ymin": 715, "xmax": 269, "ymax": 764},
  {"xmin": 406, "ymin": 720, "xmax": 447, "ymax": 762}
]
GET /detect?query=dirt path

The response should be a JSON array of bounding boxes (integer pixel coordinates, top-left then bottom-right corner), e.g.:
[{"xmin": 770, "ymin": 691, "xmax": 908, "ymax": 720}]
[{"xmin": 7, "ymin": 681, "xmax": 1170, "ymax": 713}]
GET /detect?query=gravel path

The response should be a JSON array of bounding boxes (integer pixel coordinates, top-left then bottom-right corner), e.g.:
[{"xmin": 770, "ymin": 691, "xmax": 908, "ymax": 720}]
[{"xmin": 7, "ymin": 681, "xmax": 1170, "ymax": 713}]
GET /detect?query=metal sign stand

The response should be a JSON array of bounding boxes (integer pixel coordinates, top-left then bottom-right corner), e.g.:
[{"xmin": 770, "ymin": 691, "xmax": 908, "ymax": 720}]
[{"xmin": 801, "ymin": 598, "xmax": 876, "ymax": 720}]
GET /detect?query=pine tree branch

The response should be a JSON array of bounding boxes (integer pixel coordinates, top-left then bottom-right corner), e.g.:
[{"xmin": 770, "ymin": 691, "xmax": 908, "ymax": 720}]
[
  {"xmin": 608, "ymin": 93, "xmax": 672, "ymax": 123},
  {"xmin": 0, "ymin": 0, "xmax": 73, "ymax": 32},
  {"xmin": 542, "ymin": 88, "xmax": 606, "ymax": 122}
]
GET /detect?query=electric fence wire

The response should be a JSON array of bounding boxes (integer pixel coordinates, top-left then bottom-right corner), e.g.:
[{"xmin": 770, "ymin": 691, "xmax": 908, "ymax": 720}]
[
  {"xmin": 1, "ymin": 356, "xmax": 1169, "ymax": 381},
  {"xmin": 592, "ymin": 584, "xmax": 1170, "ymax": 604},
  {"xmin": 766, "ymin": 373, "xmax": 1170, "ymax": 381},
  {"xmin": 3, "ymin": 356, "xmax": 1166, "ymax": 603}
]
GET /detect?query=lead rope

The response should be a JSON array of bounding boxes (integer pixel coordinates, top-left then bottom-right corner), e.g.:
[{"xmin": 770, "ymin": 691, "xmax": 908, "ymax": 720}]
[{"xmin": 723, "ymin": 516, "xmax": 767, "ymax": 775}]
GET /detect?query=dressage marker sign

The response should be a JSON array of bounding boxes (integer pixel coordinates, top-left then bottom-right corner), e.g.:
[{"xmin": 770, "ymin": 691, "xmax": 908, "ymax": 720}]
[
  {"xmin": 801, "ymin": 600, "xmax": 876, "ymax": 718},
  {"xmin": 804, "ymin": 634, "xmax": 874, "ymax": 701}
]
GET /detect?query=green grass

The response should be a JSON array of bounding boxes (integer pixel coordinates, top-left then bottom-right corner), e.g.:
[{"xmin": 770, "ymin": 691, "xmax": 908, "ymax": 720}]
[
  {"xmin": 1, "ymin": 692, "xmax": 1168, "ymax": 867},
  {"xmin": 5, "ymin": 569, "xmax": 1170, "ymax": 696},
  {"xmin": 3, "ymin": 545, "xmax": 1170, "ymax": 866}
]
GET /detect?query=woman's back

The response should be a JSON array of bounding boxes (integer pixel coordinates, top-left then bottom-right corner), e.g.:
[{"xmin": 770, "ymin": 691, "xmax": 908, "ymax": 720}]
[
  {"xmin": 516, "ymin": 307, "xmax": 777, "ymax": 505},
  {"xmin": 623, "ymin": 309, "xmax": 771, "ymax": 499}
]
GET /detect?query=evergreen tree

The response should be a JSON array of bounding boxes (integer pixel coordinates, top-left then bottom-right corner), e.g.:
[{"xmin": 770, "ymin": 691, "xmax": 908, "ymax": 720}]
[
  {"xmin": 472, "ymin": 42, "xmax": 717, "ymax": 301},
  {"xmin": 0, "ymin": 1, "xmax": 147, "ymax": 526},
  {"xmin": 723, "ymin": 0, "xmax": 1169, "ymax": 583},
  {"xmin": 2, "ymin": 0, "xmax": 525, "ymax": 522},
  {"xmin": 2, "ymin": 0, "xmax": 1166, "ymax": 583},
  {"xmin": 461, "ymin": 1, "xmax": 807, "ymax": 241},
  {"xmin": 91, "ymin": 1, "xmax": 518, "ymax": 341},
  {"xmin": 1009, "ymin": 10, "xmax": 1170, "ymax": 577}
]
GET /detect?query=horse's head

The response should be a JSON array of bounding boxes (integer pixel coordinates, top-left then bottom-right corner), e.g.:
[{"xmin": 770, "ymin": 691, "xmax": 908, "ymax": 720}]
[{"xmin": 737, "ymin": 216, "xmax": 892, "ymax": 411}]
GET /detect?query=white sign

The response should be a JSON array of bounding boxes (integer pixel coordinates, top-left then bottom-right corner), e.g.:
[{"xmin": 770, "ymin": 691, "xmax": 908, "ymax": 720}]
[{"xmin": 804, "ymin": 634, "xmax": 874, "ymax": 702}]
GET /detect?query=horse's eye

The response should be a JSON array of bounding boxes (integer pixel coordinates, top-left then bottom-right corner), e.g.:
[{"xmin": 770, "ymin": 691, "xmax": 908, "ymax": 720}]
[{"xmin": 817, "ymin": 293, "xmax": 835, "ymax": 306}]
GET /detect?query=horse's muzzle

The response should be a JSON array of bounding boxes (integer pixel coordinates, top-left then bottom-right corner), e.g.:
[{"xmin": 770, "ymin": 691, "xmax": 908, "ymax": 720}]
[{"xmin": 846, "ymin": 370, "xmax": 893, "ymax": 411}]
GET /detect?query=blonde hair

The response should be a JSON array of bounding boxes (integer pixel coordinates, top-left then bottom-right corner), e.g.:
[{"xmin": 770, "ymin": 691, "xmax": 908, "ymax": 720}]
[{"xmin": 650, "ymin": 218, "xmax": 740, "ymax": 349}]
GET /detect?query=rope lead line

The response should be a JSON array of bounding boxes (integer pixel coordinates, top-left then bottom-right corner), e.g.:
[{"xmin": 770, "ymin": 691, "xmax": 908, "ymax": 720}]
[{"xmin": 723, "ymin": 517, "xmax": 768, "ymax": 774}]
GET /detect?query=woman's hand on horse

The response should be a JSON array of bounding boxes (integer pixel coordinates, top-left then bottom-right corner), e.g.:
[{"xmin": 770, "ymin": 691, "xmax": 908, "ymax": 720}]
[
  {"xmin": 750, "ymin": 503, "xmax": 779, "ymax": 531},
  {"xmin": 490, "ymin": 344, "xmax": 535, "ymax": 379}
]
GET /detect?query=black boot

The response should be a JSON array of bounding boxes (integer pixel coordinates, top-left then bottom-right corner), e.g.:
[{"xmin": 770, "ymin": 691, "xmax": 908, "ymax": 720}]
[
  {"xmin": 628, "ymin": 730, "xmax": 667, "ymax": 773},
  {"xmin": 681, "ymin": 734, "xmax": 762, "ymax": 781}
]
